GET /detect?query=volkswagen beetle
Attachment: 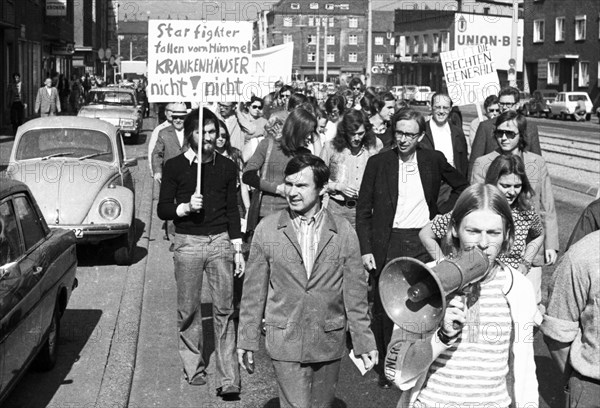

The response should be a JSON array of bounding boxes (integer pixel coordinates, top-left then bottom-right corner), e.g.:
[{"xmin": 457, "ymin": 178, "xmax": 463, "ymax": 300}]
[{"xmin": 7, "ymin": 117, "xmax": 137, "ymax": 265}]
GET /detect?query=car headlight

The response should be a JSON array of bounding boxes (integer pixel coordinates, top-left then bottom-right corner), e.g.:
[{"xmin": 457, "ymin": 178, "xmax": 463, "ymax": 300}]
[
  {"xmin": 120, "ymin": 118, "xmax": 135, "ymax": 127},
  {"xmin": 99, "ymin": 198, "xmax": 121, "ymax": 220}
]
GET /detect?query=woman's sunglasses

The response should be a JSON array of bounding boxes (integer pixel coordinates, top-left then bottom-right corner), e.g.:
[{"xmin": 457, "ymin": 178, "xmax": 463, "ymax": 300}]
[
  {"xmin": 493, "ymin": 130, "xmax": 519, "ymax": 139},
  {"xmin": 250, "ymin": 105, "xmax": 263, "ymax": 110}
]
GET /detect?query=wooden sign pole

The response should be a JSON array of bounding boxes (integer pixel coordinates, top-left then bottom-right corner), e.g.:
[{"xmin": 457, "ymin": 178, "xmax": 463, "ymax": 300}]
[{"xmin": 196, "ymin": 106, "xmax": 204, "ymax": 195}]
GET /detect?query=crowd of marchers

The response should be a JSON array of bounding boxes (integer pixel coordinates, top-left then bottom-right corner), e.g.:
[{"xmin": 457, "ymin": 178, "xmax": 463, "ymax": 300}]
[{"xmin": 148, "ymin": 78, "xmax": 599, "ymax": 407}]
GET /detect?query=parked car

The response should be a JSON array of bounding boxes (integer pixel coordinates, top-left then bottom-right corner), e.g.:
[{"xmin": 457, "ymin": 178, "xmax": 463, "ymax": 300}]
[
  {"xmin": 402, "ymin": 85, "xmax": 418, "ymax": 102},
  {"xmin": 521, "ymin": 89, "xmax": 558, "ymax": 117},
  {"xmin": 413, "ymin": 86, "xmax": 435, "ymax": 105},
  {"xmin": 77, "ymin": 86, "xmax": 143, "ymax": 143},
  {"xmin": 548, "ymin": 91, "xmax": 593, "ymax": 121},
  {"xmin": 7, "ymin": 117, "xmax": 138, "ymax": 265},
  {"xmin": 0, "ymin": 179, "xmax": 78, "ymax": 403}
]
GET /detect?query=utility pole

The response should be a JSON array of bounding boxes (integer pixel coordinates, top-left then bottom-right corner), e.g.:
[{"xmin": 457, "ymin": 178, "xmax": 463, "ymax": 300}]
[
  {"xmin": 323, "ymin": 18, "xmax": 328, "ymax": 83},
  {"xmin": 509, "ymin": 0, "xmax": 519, "ymax": 88},
  {"xmin": 315, "ymin": 24, "xmax": 320, "ymax": 80},
  {"xmin": 366, "ymin": 0, "xmax": 373, "ymax": 86}
]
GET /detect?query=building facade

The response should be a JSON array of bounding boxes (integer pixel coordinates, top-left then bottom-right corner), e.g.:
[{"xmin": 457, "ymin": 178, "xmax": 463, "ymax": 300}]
[
  {"xmin": 266, "ymin": 0, "xmax": 368, "ymax": 82},
  {"xmin": 370, "ymin": 10, "xmax": 395, "ymax": 88},
  {"xmin": 523, "ymin": 0, "xmax": 599, "ymax": 103}
]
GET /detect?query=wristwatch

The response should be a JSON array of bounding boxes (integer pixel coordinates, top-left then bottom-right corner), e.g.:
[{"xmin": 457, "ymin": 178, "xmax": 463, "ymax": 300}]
[{"xmin": 437, "ymin": 329, "xmax": 458, "ymax": 346}]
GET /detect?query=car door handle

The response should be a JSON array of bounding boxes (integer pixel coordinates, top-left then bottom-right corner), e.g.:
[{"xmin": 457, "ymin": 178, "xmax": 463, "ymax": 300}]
[{"xmin": 33, "ymin": 266, "xmax": 44, "ymax": 275}]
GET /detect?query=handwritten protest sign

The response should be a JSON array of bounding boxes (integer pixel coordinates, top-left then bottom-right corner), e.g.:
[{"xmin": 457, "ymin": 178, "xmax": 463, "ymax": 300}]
[
  {"xmin": 147, "ymin": 20, "xmax": 253, "ymax": 103},
  {"xmin": 250, "ymin": 42, "xmax": 294, "ymax": 97},
  {"xmin": 441, "ymin": 44, "xmax": 500, "ymax": 107}
]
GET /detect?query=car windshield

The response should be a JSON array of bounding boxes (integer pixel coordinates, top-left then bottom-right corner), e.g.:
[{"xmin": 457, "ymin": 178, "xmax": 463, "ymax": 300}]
[
  {"xmin": 418, "ymin": 87, "xmax": 430, "ymax": 92},
  {"xmin": 568, "ymin": 94, "xmax": 587, "ymax": 102},
  {"xmin": 86, "ymin": 90, "xmax": 135, "ymax": 106},
  {"xmin": 15, "ymin": 128, "xmax": 114, "ymax": 162},
  {"xmin": 406, "ymin": 86, "xmax": 417, "ymax": 92}
]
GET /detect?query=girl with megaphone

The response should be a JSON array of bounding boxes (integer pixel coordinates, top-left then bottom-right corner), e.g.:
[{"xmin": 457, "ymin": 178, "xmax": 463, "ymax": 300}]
[{"xmin": 385, "ymin": 183, "xmax": 539, "ymax": 408}]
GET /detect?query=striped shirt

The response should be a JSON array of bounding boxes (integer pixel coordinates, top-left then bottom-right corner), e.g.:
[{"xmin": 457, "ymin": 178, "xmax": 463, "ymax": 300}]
[
  {"xmin": 290, "ymin": 207, "xmax": 325, "ymax": 278},
  {"xmin": 415, "ymin": 265, "xmax": 512, "ymax": 408}
]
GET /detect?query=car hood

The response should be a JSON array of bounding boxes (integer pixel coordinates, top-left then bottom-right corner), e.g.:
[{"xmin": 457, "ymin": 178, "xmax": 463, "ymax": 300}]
[
  {"xmin": 9, "ymin": 160, "xmax": 119, "ymax": 224},
  {"xmin": 79, "ymin": 105, "xmax": 137, "ymax": 118}
]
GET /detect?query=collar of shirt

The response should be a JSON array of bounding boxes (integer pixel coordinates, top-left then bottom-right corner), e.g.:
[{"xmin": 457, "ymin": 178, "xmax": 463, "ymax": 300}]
[
  {"xmin": 398, "ymin": 150, "xmax": 418, "ymax": 164},
  {"xmin": 290, "ymin": 205, "xmax": 325, "ymax": 228},
  {"xmin": 184, "ymin": 148, "xmax": 216, "ymax": 165}
]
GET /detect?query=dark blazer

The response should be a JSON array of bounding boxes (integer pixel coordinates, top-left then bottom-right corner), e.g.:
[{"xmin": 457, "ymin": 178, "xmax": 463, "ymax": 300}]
[
  {"xmin": 34, "ymin": 86, "xmax": 60, "ymax": 115},
  {"xmin": 421, "ymin": 121, "xmax": 469, "ymax": 177},
  {"xmin": 151, "ymin": 125, "xmax": 188, "ymax": 174},
  {"xmin": 468, "ymin": 117, "xmax": 541, "ymax": 179},
  {"xmin": 238, "ymin": 209, "xmax": 376, "ymax": 363},
  {"xmin": 356, "ymin": 147, "xmax": 468, "ymax": 277}
]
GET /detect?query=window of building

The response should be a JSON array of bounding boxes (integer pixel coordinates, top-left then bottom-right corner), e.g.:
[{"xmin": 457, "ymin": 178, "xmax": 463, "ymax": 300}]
[
  {"xmin": 375, "ymin": 54, "xmax": 384, "ymax": 63},
  {"xmin": 403, "ymin": 36, "xmax": 410, "ymax": 55},
  {"xmin": 349, "ymin": 17, "xmax": 358, "ymax": 28},
  {"xmin": 555, "ymin": 17, "xmax": 565, "ymax": 42},
  {"xmin": 390, "ymin": 37, "xmax": 395, "ymax": 45},
  {"xmin": 283, "ymin": 34, "xmax": 293, "ymax": 43},
  {"xmin": 308, "ymin": 52, "xmax": 316, "ymax": 62},
  {"xmin": 283, "ymin": 17, "xmax": 293, "ymax": 27},
  {"xmin": 307, "ymin": 34, "xmax": 317, "ymax": 45},
  {"xmin": 327, "ymin": 52, "xmax": 335, "ymax": 62},
  {"xmin": 432, "ymin": 33, "xmax": 440, "ymax": 53},
  {"xmin": 291, "ymin": 3, "xmax": 299, "ymax": 9},
  {"xmin": 325, "ymin": 4, "xmax": 334, "ymax": 10},
  {"xmin": 575, "ymin": 15, "xmax": 586, "ymax": 40},
  {"xmin": 309, "ymin": 2, "xmax": 319, "ymax": 9},
  {"xmin": 578, "ymin": 61, "xmax": 589, "ymax": 87},
  {"xmin": 340, "ymin": 4, "xmax": 349, "ymax": 10},
  {"xmin": 441, "ymin": 31, "xmax": 450, "ymax": 52},
  {"xmin": 349, "ymin": 35, "xmax": 358, "ymax": 45},
  {"xmin": 423, "ymin": 34, "xmax": 429, "ymax": 54},
  {"xmin": 329, "ymin": 17, "xmax": 334, "ymax": 27},
  {"xmin": 349, "ymin": 52, "xmax": 357, "ymax": 62},
  {"xmin": 547, "ymin": 61, "xmax": 559, "ymax": 84},
  {"xmin": 413, "ymin": 36, "xmax": 420, "ymax": 55},
  {"xmin": 375, "ymin": 36, "xmax": 383, "ymax": 45},
  {"xmin": 533, "ymin": 19, "xmax": 545, "ymax": 43},
  {"xmin": 327, "ymin": 35, "xmax": 335, "ymax": 45},
  {"xmin": 308, "ymin": 17, "xmax": 314, "ymax": 26}
]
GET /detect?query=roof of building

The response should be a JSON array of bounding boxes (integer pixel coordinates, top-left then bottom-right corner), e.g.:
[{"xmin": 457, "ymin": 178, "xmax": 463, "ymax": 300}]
[{"xmin": 271, "ymin": 0, "xmax": 368, "ymax": 16}]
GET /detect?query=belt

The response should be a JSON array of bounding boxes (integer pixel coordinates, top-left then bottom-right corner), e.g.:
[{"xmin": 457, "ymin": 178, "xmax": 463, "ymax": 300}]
[{"xmin": 331, "ymin": 197, "xmax": 357, "ymax": 209}]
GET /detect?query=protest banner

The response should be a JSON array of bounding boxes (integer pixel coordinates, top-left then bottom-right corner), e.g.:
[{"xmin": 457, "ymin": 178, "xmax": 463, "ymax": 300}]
[
  {"xmin": 441, "ymin": 44, "xmax": 500, "ymax": 108},
  {"xmin": 147, "ymin": 19, "xmax": 253, "ymax": 192},
  {"xmin": 250, "ymin": 42, "xmax": 294, "ymax": 97},
  {"xmin": 147, "ymin": 19, "xmax": 253, "ymax": 103}
]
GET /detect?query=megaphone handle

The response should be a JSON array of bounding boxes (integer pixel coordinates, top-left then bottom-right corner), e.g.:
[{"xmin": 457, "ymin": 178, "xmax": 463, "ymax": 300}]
[{"xmin": 451, "ymin": 294, "xmax": 467, "ymax": 330}]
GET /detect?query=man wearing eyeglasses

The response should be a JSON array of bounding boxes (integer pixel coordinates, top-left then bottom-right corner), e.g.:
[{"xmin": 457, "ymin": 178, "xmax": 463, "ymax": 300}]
[
  {"xmin": 152, "ymin": 102, "xmax": 189, "ymax": 184},
  {"xmin": 148, "ymin": 102, "xmax": 176, "ymax": 175},
  {"xmin": 356, "ymin": 108, "xmax": 468, "ymax": 389},
  {"xmin": 469, "ymin": 86, "xmax": 542, "ymax": 178}
]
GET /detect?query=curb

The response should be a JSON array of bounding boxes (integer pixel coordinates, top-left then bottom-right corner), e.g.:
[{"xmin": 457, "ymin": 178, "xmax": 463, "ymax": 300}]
[
  {"xmin": 96, "ymin": 172, "xmax": 154, "ymax": 408},
  {"xmin": 551, "ymin": 175, "xmax": 598, "ymax": 198}
]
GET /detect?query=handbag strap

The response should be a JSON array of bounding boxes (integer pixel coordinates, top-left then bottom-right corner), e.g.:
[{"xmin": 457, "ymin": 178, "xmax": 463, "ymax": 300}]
[{"xmin": 260, "ymin": 137, "xmax": 275, "ymax": 181}]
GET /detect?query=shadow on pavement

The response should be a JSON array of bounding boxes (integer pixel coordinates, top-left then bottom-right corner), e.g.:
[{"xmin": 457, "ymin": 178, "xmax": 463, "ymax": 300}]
[
  {"xmin": 263, "ymin": 397, "xmax": 347, "ymax": 407},
  {"xmin": 2, "ymin": 309, "xmax": 103, "ymax": 407}
]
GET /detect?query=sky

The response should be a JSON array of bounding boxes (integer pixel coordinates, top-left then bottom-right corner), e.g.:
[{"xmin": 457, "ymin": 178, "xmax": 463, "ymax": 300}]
[{"xmin": 118, "ymin": 0, "xmax": 515, "ymax": 22}]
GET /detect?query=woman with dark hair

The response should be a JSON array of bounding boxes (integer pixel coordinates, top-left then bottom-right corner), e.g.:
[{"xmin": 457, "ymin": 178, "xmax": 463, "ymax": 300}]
[
  {"xmin": 216, "ymin": 120, "xmax": 251, "ymax": 219},
  {"xmin": 242, "ymin": 108, "xmax": 315, "ymax": 219},
  {"xmin": 471, "ymin": 110, "xmax": 558, "ymax": 308},
  {"xmin": 320, "ymin": 110, "xmax": 382, "ymax": 228},
  {"xmin": 237, "ymin": 95, "xmax": 268, "ymax": 162},
  {"xmin": 323, "ymin": 94, "xmax": 346, "ymax": 145},
  {"xmin": 348, "ymin": 77, "xmax": 364, "ymax": 109},
  {"xmin": 421, "ymin": 154, "xmax": 545, "ymax": 279},
  {"xmin": 389, "ymin": 183, "xmax": 539, "ymax": 407}
]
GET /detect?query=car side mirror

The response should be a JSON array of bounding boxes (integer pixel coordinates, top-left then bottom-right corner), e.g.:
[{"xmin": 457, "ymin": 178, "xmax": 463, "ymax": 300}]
[{"xmin": 124, "ymin": 158, "xmax": 138, "ymax": 168}]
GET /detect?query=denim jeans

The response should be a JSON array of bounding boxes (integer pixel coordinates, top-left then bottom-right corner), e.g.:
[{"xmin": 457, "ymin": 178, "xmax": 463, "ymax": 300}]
[{"xmin": 173, "ymin": 232, "xmax": 240, "ymax": 389}]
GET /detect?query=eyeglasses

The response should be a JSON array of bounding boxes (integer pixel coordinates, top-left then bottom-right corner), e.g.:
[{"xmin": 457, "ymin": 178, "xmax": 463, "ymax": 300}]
[
  {"xmin": 172, "ymin": 115, "xmax": 186, "ymax": 120},
  {"xmin": 498, "ymin": 101, "xmax": 517, "ymax": 108},
  {"xmin": 280, "ymin": 93, "xmax": 291, "ymax": 98},
  {"xmin": 433, "ymin": 105, "xmax": 451, "ymax": 111},
  {"xmin": 487, "ymin": 108, "xmax": 500, "ymax": 113},
  {"xmin": 250, "ymin": 105, "xmax": 263, "ymax": 110},
  {"xmin": 493, "ymin": 130, "xmax": 519, "ymax": 139},
  {"xmin": 395, "ymin": 131, "xmax": 421, "ymax": 140},
  {"xmin": 352, "ymin": 86, "xmax": 361, "ymax": 90}
]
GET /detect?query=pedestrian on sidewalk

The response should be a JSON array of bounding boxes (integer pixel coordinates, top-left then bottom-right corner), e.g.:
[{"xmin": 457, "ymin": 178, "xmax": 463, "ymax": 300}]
[
  {"xmin": 237, "ymin": 154, "xmax": 378, "ymax": 408},
  {"xmin": 157, "ymin": 107, "xmax": 244, "ymax": 398},
  {"xmin": 7, "ymin": 72, "xmax": 25, "ymax": 134},
  {"xmin": 34, "ymin": 77, "xmax": 61, "ymax": 117}
]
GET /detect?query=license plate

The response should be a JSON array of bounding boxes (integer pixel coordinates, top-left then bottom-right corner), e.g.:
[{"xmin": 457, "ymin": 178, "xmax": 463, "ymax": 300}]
[{"xmin": 72, "ymin": 228, "xmax": 84, "ymax": 238}]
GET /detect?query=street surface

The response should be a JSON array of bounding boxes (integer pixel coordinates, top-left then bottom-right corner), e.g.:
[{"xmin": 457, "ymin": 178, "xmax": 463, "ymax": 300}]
[{"xmin": 0, "ymin": 112, "xmax": 598, "ymax": 408}]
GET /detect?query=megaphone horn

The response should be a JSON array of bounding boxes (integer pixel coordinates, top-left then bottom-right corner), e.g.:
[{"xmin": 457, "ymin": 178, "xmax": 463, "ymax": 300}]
[{"xmin": 378, "ymin": 247, "xmax": 489, "ymax": 335}]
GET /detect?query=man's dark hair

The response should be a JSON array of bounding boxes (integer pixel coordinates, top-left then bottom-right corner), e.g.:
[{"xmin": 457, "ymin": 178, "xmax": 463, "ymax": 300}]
[
  {"xmin": 184, "ymin": 108, "xmax": 220, "ymax": 144},
  {"xmin": 494, "ymin": 110, "xmax": 528, "ymax": 151},
  {"xmin": 499, "ymin": 86, "xmax": 520, "ymax": 103},
  {"xmin": 373, "ymin": 92, "xmax": 396, "ymax": 113},
  {"xmin": 324, "ymin": 94, "xmax": 346, "ymax": 116},
  {"xmin": 390, "ymin": 108, "xmax": 426, "ymax": 134},
  {"xmin": 284, "ymin": 154, "xmax": 330, "ymax": 190},
  {"xmin": 483, "ymin": 94, "xmax": 499, "ymax": 110},
  {"xmin": 279, "ymin": 85, "xmax": 294, "ymax": 97}
]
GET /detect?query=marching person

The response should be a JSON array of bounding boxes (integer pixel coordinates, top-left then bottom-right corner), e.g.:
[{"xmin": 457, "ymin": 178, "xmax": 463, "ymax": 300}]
[
  {"xmin": 34, "ymin": 77, "xmax": 61, "ymax": 117},
  {"xmin": 157, "ymin": 108, "xmax": 243, "ymax": 397},
  {"xmin": 237, "ymin": 154, "xmax": 378, "ymax": 408},
  {"xmin": 152, "ymin": 102, "xmax": 189, "ymax": 184},
  {"xmin": 148, "ymin": 102, "xmax": 176, "ymax": 175},
  {"xmin": 7, "ymin": 72, "xmax": 25, "ymax": 134},
  {"xmin": 356, "ymin": 108, "xmax": 468, "ymax": 389}
]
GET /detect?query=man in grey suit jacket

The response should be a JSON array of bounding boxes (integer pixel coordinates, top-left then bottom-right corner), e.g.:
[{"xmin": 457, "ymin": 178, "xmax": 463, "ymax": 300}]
[
  {"xmin": 35, "ymin": 78, "xmax": 61, "ymax": 116},
  {"xmin": 152, "ymin": 102, "xmax": 188, "ymax": 182},
  {"xmin": 238, "ymin": 154, "xmax": 377, "ymax": 408}
]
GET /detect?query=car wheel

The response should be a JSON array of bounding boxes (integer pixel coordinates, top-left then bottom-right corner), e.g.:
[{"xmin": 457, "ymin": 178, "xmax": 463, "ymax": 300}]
[
  {"xmin": 35, "ymin": 306, "xmax": 60, "ymax": 371},
  {"xmin": 560, "ymin": 112, "xmax": 567, "ymax": 121},
  {"xmin": 585, "ymin": 114, "xmax": 591, "ymax": 121},
  {"xmin": 114, "ymin": 214, "xmax": 136, "ymax": 265}
]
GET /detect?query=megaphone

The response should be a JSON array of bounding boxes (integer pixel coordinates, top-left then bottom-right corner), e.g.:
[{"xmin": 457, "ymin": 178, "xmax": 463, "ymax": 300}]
[{"xmin": 378, "ymin": 247, "xmax": 489, "ymax": 335}]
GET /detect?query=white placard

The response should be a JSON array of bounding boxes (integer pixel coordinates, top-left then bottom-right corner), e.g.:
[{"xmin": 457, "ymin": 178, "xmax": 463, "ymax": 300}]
[
  {"xmin": 441, "ymin": 44, "xmax": 501, "ymax": 107},
  {"xmin": 147, "ymin": 20, "xmax": 253, "ymax": 103},
  {"xmin": 250, "ymin": 42, "xmax": 294, "ymax": 98}
]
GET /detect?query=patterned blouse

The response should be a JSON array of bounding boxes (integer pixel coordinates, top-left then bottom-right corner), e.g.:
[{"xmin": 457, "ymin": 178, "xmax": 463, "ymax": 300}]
[{"xmin": 431, "ymin": 208, "xmax": 544, "ymax": 270}]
